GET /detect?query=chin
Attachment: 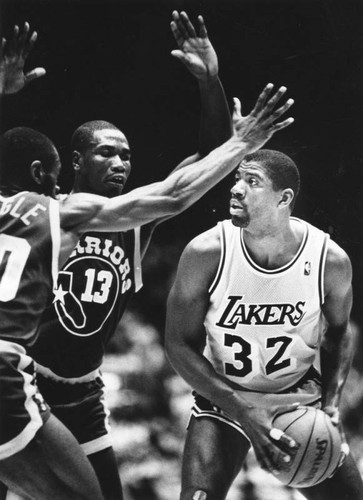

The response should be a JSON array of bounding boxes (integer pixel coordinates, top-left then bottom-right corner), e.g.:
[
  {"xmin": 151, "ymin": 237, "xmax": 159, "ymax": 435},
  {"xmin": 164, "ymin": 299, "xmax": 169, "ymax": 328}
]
[{"xmin": 231, "ymin": 215, "xmax": 250, "ymax": 228}]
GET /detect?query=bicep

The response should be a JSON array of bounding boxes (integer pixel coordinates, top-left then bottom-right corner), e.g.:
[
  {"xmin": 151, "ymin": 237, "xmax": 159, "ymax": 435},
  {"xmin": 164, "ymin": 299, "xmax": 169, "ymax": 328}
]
[
  {"xmin": 166, "ymin": 243, "xmax": 216, "ymax": 351},
  {"xmin": 322, "ymin": 244, "xmax": 353, "ymax": 328}
]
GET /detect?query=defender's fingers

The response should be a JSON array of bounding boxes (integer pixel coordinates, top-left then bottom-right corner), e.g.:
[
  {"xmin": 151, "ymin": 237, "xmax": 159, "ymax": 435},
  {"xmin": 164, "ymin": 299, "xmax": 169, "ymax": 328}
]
[
  {"xmin": 180, "ymin": 11, "xmax": 197, "ymax": 38},
  {"xmin": 232, "ymin": 97, "xmax": 242, "ymax": 118},
  {"xmin": 249, "ymin": 83, "xmax": 274, "ymax": 117},
  {"xmin": 7, "ymin": 25, "xmax": 20, "ymax": 55},
  {"xmin": 270, "ymin": 117, "xmax": 295, "ymax": 133},
  {"xmin": 23, "ymin": 31, "xmax": 38, "ymax": 59},
  {"xmin": 170, "ymin": 21, "xmax": 184, "ymax": 47},
  {"xmin": 17, "ymin": 22, "xmax": 30, "ymax": 48},
  {"xmin": 265, "ymin": 98, "xmax": 294, "ymax": 124},
  {"xmin": 197, "ymin": 15, "xmax": 208, "ymax": 38},
  {"xmin": 25, "ymin": 67, "xmax": 46, "ymax": 83},
  {"xmin": 261, "ymin": 85, "xmax": 288, "ymax": 115},
  {"xmin": 173, "ymin": 11, "xmax": 189, "ymax": 40}
]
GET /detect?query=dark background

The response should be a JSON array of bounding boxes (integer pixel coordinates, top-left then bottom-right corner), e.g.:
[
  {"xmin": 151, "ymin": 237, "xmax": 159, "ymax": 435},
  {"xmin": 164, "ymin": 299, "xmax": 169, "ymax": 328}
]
[{"xmin": 1, "ymin": 0, "xmax": 363, "ymax": 339}]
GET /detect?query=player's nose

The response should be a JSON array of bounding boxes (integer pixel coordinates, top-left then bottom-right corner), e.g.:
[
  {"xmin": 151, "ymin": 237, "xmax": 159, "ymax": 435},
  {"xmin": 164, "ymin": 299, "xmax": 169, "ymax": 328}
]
[
  {"xmin": 231, "ymin": 181, "xmax": 246, "ymax": 198},
  {"xmin": 110, "ymin": 158, "xmax": 126, "ymax": 172}
]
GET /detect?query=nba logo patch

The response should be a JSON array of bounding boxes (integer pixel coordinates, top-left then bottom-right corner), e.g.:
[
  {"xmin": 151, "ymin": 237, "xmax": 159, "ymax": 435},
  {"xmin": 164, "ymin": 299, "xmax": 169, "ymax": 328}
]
[{"xmin": 304, "ymin": 261, "xmax": 311, "ymax": 275}]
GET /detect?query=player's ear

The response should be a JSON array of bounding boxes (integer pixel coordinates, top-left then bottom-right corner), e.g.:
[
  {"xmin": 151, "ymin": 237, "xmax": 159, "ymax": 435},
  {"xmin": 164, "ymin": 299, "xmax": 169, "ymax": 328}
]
[
  {"xmin": 279, "ymin": 188, "xmax": 294, "ymax": 209},
  {"xmin": 30, "ymin": 160, "xmax": 45, "ymax": 185},
  {"xmin": 72, "ymin": 150, "xmax": 81, "ymax": 172}
]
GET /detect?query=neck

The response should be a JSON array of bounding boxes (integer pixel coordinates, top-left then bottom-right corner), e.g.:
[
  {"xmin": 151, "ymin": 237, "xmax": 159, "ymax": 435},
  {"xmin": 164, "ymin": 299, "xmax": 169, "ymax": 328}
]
[{"xmin": 242, "ymin": 217, "xmax": 303, "ymax": 269}]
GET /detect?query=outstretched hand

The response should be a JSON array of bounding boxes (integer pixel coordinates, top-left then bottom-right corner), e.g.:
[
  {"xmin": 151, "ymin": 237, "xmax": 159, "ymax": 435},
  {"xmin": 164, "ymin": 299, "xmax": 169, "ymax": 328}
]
[
  {"xmin": 232, "ymin": 83, "xmax": 294, "ymax": 153},
  {"xmin": 0, "ymin": 22, "xmax": 46, "ymax": 95},
  {"xmin": 170, "ymin": 11, "xmax": 218, "ymax": 82}
]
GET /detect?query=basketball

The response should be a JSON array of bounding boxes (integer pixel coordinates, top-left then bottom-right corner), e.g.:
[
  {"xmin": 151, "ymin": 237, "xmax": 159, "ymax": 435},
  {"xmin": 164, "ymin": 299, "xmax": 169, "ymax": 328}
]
[{"xmin": 271, "ymin": 406, "xmax": 342, "ymax": 488}]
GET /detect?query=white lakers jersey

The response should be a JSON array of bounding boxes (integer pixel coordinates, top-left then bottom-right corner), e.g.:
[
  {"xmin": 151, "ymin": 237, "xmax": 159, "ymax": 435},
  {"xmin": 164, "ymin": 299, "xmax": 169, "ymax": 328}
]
[{"xmin": 204, "ymin": 218, "xmax": 329, "ymax": 393}]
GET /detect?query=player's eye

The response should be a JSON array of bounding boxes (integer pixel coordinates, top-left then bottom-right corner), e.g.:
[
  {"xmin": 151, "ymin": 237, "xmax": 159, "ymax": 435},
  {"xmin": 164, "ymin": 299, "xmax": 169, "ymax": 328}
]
[{"xmin": 100, "ymin": 148, "xmax": 113, "ymax": 157}]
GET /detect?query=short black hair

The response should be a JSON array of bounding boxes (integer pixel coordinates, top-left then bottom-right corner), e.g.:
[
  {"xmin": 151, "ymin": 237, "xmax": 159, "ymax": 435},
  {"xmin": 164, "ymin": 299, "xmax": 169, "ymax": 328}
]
[
  {"xmin": 0, "ymin": 127, "xmax": 59, "ymax": 186},
  {"xmin": 242, "ymin": 149, "xmax": 300, "ymax": 210},
  {"xmin": 71, "ymin": 120, "xmax": 120, "ymax": 153}
]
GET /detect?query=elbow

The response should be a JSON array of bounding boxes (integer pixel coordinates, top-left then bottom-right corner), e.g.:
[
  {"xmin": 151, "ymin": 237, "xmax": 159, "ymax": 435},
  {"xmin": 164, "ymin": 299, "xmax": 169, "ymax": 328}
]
[{"xmin": 166, "ymin": 193, "xmax": 188, "ymax": 215}]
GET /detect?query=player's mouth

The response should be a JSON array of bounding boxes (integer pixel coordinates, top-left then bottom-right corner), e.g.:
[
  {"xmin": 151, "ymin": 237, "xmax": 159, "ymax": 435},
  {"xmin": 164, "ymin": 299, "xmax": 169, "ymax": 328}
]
[
  {"xmin": 105, "ymin": 175, "xmax": 125, "ymax": 187},
  {"xmin": 230, "ymin": 199, "xmax": 246, "ymax": 214}
]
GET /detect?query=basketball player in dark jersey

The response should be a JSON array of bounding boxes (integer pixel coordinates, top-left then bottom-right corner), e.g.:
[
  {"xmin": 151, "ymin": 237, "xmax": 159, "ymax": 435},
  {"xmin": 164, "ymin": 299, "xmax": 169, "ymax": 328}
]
[
  {"xmin": 30, "ymin": 11, "xmax": 239, "ymax": 499},
  {"xmin": 165, "ymin": 150, "xmax": 363, "ymax": 499},
  {"xmin": 0, "ymin": 17, "xmax": 295, "ymax": 500}
]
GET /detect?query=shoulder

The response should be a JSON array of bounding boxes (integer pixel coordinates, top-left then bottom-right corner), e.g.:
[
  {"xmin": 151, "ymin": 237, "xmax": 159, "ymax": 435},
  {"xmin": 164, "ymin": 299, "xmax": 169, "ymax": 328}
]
[
  {"xmin": 182, "ymin": 225, "xmax": 221, "ymax": 262},
  {"xmin": 324, "ymin": 239, "xmax": 352, "ymax": 294},
  {"xmin": 176, "ymin": 225, "xmax": 222, "ymax": 288}
]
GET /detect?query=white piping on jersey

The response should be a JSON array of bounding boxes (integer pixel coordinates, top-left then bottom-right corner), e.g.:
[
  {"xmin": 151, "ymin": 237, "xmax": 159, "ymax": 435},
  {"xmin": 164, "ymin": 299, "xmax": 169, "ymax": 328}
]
[
  {"xmin": 0, "ymin": 340, "xmax": 43, "ymax": 459},
  {"xmin": 81, "ymin": 433, "xmax": 112, "ymax": 456},
  {"xmin": 208, "ymin": 224, "xmax": 227, "ymax": 295},
  {"xmin": 49, "ymin": 198, "xmax": 60, "ymax": 289},
  {"xmin": 35, "ymin": 362, "xmax": 100, "ymax": 384},
  {"xmin": 133, "ymin": 226, "xmax": 143, "ymax": 293},
  {"xmin": 240, "ymin": 217, "xmax": 308, "ymax": 275}
]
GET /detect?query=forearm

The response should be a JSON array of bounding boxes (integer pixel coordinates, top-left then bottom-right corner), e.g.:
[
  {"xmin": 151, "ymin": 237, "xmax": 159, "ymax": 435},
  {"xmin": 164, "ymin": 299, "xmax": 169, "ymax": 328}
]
[
  {"xmin": 166, "ymin": 338, "xmax": 253, "ymax": 421},
  {"xmin": 320, "ymin": 324, "xmax": 354, "ymax": 409},
  {"xmin": 198, "ymin": 76, "xmax": 232, "ymax": 155}
]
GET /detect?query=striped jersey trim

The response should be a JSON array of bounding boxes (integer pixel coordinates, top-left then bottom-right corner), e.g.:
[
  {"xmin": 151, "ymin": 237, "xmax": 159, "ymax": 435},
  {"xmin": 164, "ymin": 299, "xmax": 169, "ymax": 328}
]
[
  {"xmin": 49, "ymin": 198, "xmax": 61, "ymax": 289},
  {"xmin": 191, "ymin": 404, "xmax": 250, "ymax": 440},
  {"xmin": 80, "ymin": 383, "xmax": 111, "ymax": 455},
  {"xmin": 208, "ymin": 222, "xmax": 227, "ymax": 295},
  {"xmin": 36, "ymin": 363, "xmax": 100, "ymax": 384},
  {"xmin": 133, "ymin": 227, "xmax": 143, "ymax": 293},
  {"xmin": 318, "ymin": 234, "xmax": 330, "ymax": 306},
  {"xmin": 0, "ymin": 341, "xmax": 43, "ymax": 459},
  {"xmin": 240, "ymin": 217, "xmax": 309, "ymax": 275}
]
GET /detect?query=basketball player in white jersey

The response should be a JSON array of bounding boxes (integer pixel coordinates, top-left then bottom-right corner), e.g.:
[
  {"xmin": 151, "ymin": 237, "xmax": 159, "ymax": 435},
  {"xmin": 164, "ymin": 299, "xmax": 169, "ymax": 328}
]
[
  {"xmin": 0, "ymin": 21, "xmax": 295, "ymax": 499},
  {"xmin": 165, "ymin": 149, "xmax": 363, "ymax": 499}
]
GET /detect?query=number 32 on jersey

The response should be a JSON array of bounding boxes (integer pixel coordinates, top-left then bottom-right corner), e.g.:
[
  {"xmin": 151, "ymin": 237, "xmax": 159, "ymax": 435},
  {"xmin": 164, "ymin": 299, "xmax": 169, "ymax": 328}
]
[{"xmin": 224, "ymin": 333, "xmax": 296, "ymax": 381}]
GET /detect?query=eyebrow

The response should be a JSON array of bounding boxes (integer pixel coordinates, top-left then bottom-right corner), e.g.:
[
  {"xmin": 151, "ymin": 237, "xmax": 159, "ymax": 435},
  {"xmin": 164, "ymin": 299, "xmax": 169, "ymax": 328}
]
[
  {"xmin": 236, "ymin": 168, "xmax": 265, "ymax": 180},
  {"xmin": 94, "ymin": 143, "xmax": 131, "ymax": 154}
]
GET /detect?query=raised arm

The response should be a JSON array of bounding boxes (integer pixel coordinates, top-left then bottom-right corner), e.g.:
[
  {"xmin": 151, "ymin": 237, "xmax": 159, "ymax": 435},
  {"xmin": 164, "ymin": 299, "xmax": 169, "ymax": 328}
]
[
  {"xmin": 0, "ymin": 22, "xmax": 45, "ymax": 95},
  {"xmin": 62, "ymin": 83, "xmax": 294, "ymax": 235},
  {"xmin": 140, "ymin": 11, "xmax": 232, "ymax": 255},
  {"xmin": 170, "ymin": 10, "xmax": 231, "ymax": 161},
  {"xmin": 320, "ymin": 240, "xmax": 354, "ymax": 461}
]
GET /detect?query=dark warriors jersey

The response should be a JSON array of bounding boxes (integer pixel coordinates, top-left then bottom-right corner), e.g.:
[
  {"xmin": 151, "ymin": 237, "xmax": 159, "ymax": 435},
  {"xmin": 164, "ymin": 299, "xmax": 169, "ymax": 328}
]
[
  {"xmin": 31, "ymin": 229, "xmax": 142, "ymax": 379},
  {"xmin": 0, "ymin": 191, "xmax": 60, "ymax": 347}
]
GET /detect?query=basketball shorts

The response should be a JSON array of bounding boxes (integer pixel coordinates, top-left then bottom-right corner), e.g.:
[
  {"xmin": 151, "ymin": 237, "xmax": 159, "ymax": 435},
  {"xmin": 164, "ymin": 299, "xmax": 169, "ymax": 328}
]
[
  {"xmin": 0, "ymin": 340, "xmax": 50, "ymax": 460},
  {"xmin": 190, "ymin": 366, "xmax": 322, "ymax": 439},
  {"xmin": 36, "ymin": 370, "xmax": 111, "ymax": 456}
]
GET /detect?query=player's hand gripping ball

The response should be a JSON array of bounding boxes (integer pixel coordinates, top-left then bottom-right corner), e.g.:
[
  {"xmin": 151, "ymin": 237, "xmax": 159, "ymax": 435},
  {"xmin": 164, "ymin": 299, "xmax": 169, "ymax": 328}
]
[{"xmin": 271, "ymin": 406, "xmax": 343, "ymax": 488}]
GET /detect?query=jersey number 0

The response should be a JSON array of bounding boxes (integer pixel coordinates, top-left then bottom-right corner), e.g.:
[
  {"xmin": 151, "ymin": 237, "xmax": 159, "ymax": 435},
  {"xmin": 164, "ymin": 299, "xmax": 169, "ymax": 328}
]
[{"xmin": 0, "ymin": 234, "xmax": 31, "ymax": 302}]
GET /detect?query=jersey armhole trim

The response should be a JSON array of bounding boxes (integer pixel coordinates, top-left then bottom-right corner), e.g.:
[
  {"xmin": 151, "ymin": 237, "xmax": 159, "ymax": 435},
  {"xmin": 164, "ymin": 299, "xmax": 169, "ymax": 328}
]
[
  {"xmin": 208, "ymin": 222, "xmax": 226, "ymax": 295},
  {"xmin": 133, "ymin": 227, "xmax": 143, "ymax": 292},
  {"xmin": 49, "ymin": 198, "xmax": 61, "ymax": 288},
  {"xmin": 318, "ymin": 233, "xmax": 330, "ymax": 306}
]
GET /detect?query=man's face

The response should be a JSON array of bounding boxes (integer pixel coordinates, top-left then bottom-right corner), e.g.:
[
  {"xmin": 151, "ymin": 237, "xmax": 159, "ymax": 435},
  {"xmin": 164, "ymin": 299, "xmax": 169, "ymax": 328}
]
[
  {"xmin": 230, "ymin": 161, "xmax": 281, "ymax": 228},
  {"xmin": 76, "ymin": 128, "xmax": 131, "ymax": 197}
]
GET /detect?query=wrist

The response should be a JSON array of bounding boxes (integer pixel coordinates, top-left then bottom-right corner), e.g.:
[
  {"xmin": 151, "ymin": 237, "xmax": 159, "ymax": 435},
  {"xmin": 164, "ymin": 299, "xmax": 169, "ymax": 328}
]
[{"xmin": 197, "ymin": 72, "xmax": 220, "ymax": 86}]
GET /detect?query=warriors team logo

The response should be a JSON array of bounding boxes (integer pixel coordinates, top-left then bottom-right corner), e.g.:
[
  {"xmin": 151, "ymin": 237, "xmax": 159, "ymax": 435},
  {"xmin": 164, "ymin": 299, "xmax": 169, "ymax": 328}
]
[{"xmin": 53, "ymin": 250, "xmax": 132, "ymax": 336}]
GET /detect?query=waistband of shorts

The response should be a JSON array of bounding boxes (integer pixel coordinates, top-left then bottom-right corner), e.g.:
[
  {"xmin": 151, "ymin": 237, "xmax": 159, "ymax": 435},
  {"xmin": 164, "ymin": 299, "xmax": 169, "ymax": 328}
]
[{"xmin": 35, "ymin": 363, "xmax": 101, "ymax": 384}]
